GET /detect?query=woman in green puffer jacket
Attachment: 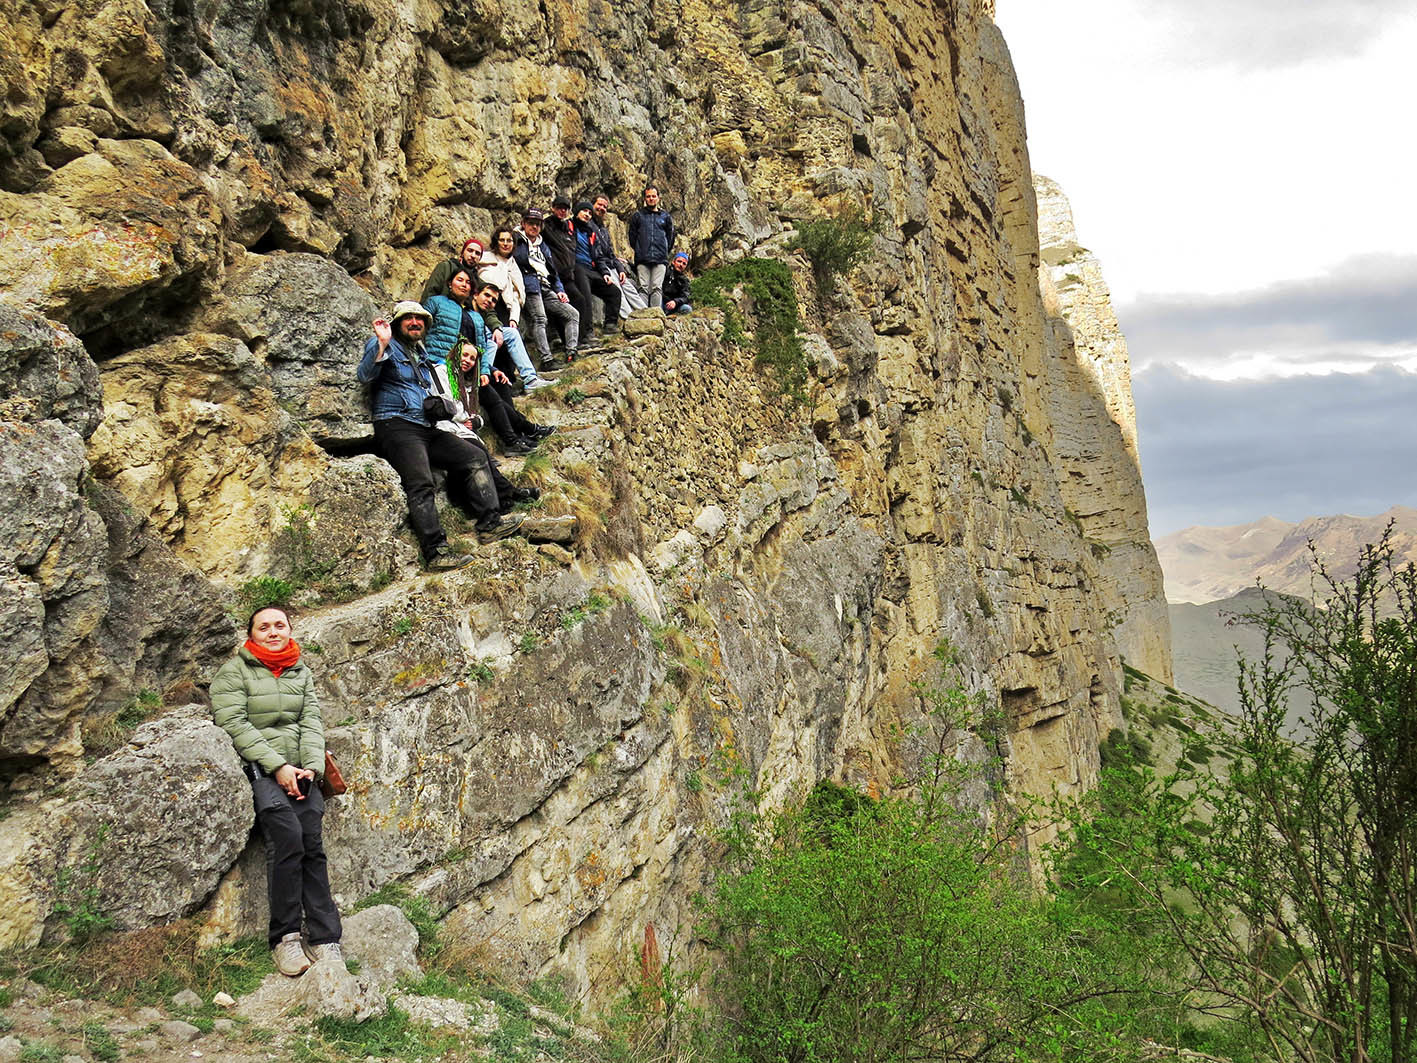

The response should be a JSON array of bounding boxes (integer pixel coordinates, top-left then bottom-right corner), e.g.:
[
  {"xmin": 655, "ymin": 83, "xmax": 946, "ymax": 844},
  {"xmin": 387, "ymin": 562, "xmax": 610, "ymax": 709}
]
[{"xmin": 211, "ymin": 606, "xmax": 343, "ymax": 978}]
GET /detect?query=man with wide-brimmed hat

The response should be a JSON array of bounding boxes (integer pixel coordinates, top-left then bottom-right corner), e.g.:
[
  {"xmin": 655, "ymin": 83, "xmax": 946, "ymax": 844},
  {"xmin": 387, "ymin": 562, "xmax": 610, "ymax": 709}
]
[{"xmin": 357, "ymin": 301, "xmax": 522, "ymax": 569}]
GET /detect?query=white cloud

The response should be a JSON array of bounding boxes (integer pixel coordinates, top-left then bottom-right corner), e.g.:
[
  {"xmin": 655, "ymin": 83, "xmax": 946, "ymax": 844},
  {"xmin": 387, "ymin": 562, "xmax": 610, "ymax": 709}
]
[
  {"xmin": 994, "ymin": 1, "xmax": 1417, "ymax": 306},
  {"xmin": 1116, "ymin": 254, "xmax": 1417, "ymax": 378}
]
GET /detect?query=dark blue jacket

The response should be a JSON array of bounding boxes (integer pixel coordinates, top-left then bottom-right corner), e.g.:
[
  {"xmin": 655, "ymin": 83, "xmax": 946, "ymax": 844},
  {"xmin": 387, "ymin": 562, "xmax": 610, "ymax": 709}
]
[
  {"xmin": 626, "ymin": 207, "xmax": 675, "ymax": 265},
  {"xmin": 572, "ymin": 217, "xmax": 615, "ymax": 274},
  {"xmin": 357, "ymin": 335, "xmax": 435, "ymax": 425}
]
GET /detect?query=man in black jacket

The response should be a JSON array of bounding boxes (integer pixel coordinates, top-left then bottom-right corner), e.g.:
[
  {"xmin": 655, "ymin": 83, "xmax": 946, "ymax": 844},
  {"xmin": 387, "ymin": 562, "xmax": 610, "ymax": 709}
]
[
  {"xmin": 542, "ymin": 196, "xmax": 588, "ymax": 330},
  {"xmin": 591, "ymin": 195, "xmax": 648, "ymax": 318}
]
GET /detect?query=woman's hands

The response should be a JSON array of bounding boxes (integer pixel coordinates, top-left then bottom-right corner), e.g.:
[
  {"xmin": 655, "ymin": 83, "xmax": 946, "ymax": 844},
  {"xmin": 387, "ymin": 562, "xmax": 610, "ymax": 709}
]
[{"xmin": 274, "ymin": 763, "xmax": 316, "ymax": 800}]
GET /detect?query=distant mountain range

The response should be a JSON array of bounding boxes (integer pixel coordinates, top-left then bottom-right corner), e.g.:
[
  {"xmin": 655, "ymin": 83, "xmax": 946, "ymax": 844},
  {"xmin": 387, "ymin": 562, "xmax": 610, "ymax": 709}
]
[{"xmin": 1155, "ymin": 506, "xmax": 1417, "ymax": 604}]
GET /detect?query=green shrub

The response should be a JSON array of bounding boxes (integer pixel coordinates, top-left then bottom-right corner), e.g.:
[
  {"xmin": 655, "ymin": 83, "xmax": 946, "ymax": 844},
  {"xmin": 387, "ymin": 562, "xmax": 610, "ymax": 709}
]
[
  {"xmin": 700, "ymin": 653, "xmax": 1168, "ymax": 1062},
  {"xmin": 237, "ymin": 575, "xmax": 296, "ymax": 614},
  {"xmin": 791, "ymin": 212, "xmax": 875, "ymax": 290},
  {"xmin": 691, "ymin": 259, "xmax": 808, "ymax": 404}
]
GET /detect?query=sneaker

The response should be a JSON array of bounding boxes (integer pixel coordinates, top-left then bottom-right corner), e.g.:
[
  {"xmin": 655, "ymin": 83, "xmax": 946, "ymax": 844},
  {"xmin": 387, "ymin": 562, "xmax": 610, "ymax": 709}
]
[
  {"xmin": 310, "ymin": 942, "xmax": 343, "ymax": 965},
  {"xmin": 523, "ymin": 376, "xmax": 556, "ymax": 391},
  {"xmin": 528, "ymin": 424, "xmax": 556, "ymax": 440},
  {"xmin": 503, "ymin": 437, "xmax": 535, "ymax": 456},
  {"xmin": 509, "ymin": 485, "xmax": 541, "ymax": 503},
  {"xmin": 274, "ymin": 933, "xmax": 311, "ymax": 977},
  {"xmin": 477, "ymin": 513, "xmax": 525, "ymax": 543},
  {"xmin": 425, "ymin": 548, "xmax": 475, "ymax": 571}
]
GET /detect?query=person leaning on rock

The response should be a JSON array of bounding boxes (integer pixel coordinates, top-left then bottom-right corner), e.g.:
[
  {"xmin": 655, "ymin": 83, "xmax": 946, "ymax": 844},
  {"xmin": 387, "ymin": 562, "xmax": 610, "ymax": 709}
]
[
  {"xmin": 571, "ymin": 200, "xmax": 622, "ymax": 338},
  {"xmin": 211, "ymin": 606, "xmax": 342, "ymax": 978},
  {"xmin": 626, "ymin": 185, "xmax": 676, "ymax": 311},
  {"xmin": 357, "ymin": 300, "xmax": 522, "ymax": 568}
]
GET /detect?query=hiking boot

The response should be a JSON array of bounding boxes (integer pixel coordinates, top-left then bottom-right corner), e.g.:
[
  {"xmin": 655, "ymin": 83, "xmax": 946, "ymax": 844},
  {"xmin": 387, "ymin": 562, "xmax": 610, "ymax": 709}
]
[
  {"xmin": 523, "ymin": 376, "xmax": 556, "ymax": 391},
  {"xmin": 503, "ymin": 437, "xmax": 535, "ymax": 456},
  {"xmin": 310, "ymin": 942, "xmax": 344, "ymax": 965},
  {"xmin": 274, "ymin": 933, "xmax": 311, "ymax": 977},
  {"xmin": 477, "ymin": 513, "xmax": 525, "ymax": 543},
  {"xmin": 541, "ymin": 356, "xmax": 568, "ymax": 372},
  {"xmin": 528, "ymin": 424, "xmax": 556, "ymax": 440},
  {"xmin": 425, "ymin": 548, "xmax": 476, "ymax": 571}
]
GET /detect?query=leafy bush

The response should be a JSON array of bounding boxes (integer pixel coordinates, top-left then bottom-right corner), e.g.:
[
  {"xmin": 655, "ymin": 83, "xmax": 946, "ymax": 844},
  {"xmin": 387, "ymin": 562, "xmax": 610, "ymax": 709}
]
[
  {"xmin": 792, "ymin": 212, "xmax": 875, "ymax": 290},
  {"xmin": 237, "ymin": 575, "xmax": 297, "ymax": 614},
  {"xmin": 700, "ymin": 650, "xmax": 1170, "ymax": 1062},
  {"xmin": 1060, "ymin": 528, "xmax": 1417, "ymax": 1063},
  {"xmin": 691, "ymin": 259, "xmax": 808, "ymax": 404}
]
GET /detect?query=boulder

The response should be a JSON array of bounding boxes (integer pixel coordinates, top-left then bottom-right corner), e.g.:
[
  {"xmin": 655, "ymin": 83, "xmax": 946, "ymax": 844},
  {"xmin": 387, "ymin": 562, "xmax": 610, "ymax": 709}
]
[
  {"xmin": 340, "ymin": 904, "xmax": 422, "ymax": 991},
  {"xmin": 0, "ymin": 715, "xmax": 251, "ymax": 947},
  {"xmin": 58, "ymin": 715, "xmax": 253, "ymax": 934},
  {"xmin": 237, "ymin": 958, "xmax": 387, "ymax": 1025},
  {"xmin": 0, "ymin": 139, "xmax": 221, "ymax": 339},
  {"xmin": 0, "ymin": 304, "xmax": 102, "ymax": 437},
  {"xmin": 196, "ymin": 253, "xmax": 378, "ymax": 446}
]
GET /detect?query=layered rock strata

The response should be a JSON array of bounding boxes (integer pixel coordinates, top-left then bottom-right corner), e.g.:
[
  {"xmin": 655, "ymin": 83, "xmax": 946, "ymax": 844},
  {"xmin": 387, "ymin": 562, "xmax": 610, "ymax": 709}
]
[
  {"xmin": 1034, "ymin": 176, "xmax": 1172, "ymax": 681},
  {"xmin": 0, "ymin": 0, "xmax": 1170, "ymax": 1000}
]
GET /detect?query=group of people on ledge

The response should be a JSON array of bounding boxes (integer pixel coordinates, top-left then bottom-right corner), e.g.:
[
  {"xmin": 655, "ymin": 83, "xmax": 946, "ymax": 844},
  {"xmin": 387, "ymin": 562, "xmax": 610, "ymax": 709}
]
[
  {"xmin": 360, "ymin": 186, "xmax": 692, "ymax": 572},
  {"xmin": 220, "ymin": 190, "xmax": 693, "ymax": 978}
]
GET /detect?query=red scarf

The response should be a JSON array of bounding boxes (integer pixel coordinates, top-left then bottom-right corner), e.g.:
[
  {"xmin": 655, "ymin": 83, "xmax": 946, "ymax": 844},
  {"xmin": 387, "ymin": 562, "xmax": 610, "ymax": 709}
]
[{"xmin": 244, "ymin": 639, "xmax": 302, "ymax": 677}]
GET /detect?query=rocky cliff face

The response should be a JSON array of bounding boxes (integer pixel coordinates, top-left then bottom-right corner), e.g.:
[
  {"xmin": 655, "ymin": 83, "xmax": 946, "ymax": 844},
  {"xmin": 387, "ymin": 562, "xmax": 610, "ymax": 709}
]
[
  {"xmin": 1033, "ymin": 175, "xmax": 1172, "ymax": 682},
  {"xmin": 0, "ymin": 0, "xmax": 1169, "ymax": 999}
]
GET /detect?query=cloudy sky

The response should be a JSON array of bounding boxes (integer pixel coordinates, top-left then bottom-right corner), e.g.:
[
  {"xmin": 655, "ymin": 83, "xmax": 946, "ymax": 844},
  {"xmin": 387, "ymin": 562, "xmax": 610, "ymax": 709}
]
[{"xmin": 993, "ymin": 0, "xmax": 1417, "ymax": 535}]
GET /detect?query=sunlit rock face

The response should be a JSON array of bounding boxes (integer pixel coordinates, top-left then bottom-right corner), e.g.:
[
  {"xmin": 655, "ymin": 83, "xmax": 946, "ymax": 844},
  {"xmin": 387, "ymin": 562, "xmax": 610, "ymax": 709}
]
[{"xmin": 0, "ymin": 0, "xmax": 1169, "ymax": 997}]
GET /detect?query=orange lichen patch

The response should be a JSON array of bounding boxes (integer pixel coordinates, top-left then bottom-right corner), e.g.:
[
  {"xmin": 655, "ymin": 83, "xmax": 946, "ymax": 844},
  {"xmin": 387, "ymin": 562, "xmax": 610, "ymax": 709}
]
[{"xmin": 575, "ymin": 850, "xmax": 606, "ymax": 892}]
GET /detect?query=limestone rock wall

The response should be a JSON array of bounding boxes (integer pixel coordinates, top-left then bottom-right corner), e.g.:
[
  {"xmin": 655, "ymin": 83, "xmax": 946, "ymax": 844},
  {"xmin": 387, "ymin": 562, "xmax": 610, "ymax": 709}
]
[
  {"xmin": 0, "ymin": 0, "xmax": 1170, "ymax": 1000},
  {"xmin": 1033, "ymin": 176, "xmax": 1172, "ymax": 681}
]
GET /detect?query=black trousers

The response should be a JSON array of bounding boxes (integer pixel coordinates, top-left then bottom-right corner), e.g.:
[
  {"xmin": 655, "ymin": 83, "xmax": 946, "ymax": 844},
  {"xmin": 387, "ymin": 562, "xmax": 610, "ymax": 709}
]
[
  {"xmin": 374, "ymin": 417, "xmax": 499, "ymax": 556},
  {"xmin": 570, "ymin": 264, "xmax": 621, "ymax": 327},
  {"xmin": 479, "ymin": 378, "xmax": 536, "ymax": 443},
  {"xmin": 253, "ymin": 776, "xmax": 342, "ymax": 947}
]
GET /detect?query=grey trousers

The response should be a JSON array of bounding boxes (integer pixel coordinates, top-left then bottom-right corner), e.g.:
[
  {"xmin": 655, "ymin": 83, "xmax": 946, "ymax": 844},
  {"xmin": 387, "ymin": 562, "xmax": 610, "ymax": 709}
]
[
  {"xmin": 525, "ymin": 291, "xmax": 581, "ymax": 361},
  {"xmin": 252, "ymin": 775, "xmax": 342, "ymax": 947},
  {"xmin": 636, "ymin": 263, "xmax": 667, "ymax": 310}
]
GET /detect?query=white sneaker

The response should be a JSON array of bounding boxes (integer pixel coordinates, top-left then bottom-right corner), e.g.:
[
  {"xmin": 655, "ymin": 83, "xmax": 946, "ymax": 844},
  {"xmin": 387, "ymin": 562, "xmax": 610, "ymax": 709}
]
[
  {"xmin": 310, "ymin": 942, "xmax": 343, "ymax": 965},
  {"xmin": 523, "ymin": 376, "xmax": 556, "ymax": 390},
  {"xmin": 273, "ymin": 933, "xmax": 311, "ymax": 977}
]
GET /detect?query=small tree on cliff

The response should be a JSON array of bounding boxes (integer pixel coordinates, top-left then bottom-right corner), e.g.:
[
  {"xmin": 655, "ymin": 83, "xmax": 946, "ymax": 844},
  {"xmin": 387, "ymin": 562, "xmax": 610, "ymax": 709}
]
[{"xmin": 1064, "ymin": 528, "xmax": 1417, "ymax": 1062}]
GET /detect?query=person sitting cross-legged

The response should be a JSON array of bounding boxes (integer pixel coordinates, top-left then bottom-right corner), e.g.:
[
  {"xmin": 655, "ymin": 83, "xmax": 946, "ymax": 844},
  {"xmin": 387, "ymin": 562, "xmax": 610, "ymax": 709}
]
[
  {"xmin": 357, "ymin": 301, "xmax": 523, "ymax": 567},
  {"xmin": 663, "ymin": 251, "xmax": 693, "ymax": 314}
]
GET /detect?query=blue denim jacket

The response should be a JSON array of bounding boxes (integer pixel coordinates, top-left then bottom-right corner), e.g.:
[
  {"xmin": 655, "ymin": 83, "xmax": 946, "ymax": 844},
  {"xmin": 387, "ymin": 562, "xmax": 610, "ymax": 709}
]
[{"xmin": 357, "ymin": 335, "xmax": 434, "ymax": 425}]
